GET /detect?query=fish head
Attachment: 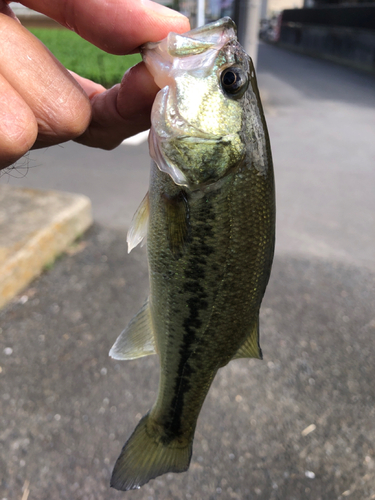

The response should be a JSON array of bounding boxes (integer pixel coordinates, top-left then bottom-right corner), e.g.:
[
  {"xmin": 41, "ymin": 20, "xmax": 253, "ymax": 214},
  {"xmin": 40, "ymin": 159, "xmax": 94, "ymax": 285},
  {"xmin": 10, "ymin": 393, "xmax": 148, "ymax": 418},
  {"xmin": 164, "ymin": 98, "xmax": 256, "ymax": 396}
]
[{"xmin": 142, "ymin": 17, "xmax": 254, "ymax": 188}]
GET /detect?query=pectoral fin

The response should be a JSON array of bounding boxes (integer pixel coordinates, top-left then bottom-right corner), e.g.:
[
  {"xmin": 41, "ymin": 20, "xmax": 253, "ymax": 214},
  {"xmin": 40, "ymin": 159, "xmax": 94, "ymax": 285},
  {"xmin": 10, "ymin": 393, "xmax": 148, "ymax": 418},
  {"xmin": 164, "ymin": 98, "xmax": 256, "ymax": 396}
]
[
  {"xmin": 163, "ymin": 190, "xmax": 190, "ymax": 258},
  {"xmin": 127, "ymin": 192, "xmax": 150, "ymax": 253},
  {"xmin": 109, "ymin": 299, "xmax": 156, "ymax": 360},
  {"xmin": 232, "ymin": 318, "xmax": 263, "ymax": 360}
]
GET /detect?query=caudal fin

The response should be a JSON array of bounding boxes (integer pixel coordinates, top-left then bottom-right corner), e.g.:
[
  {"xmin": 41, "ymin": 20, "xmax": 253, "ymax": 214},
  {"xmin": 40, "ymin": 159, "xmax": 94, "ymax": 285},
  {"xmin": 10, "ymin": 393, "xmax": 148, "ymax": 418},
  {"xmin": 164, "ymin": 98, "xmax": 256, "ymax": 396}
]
[{"xmin": 110, "ymin": 413, "xmax": 192, "ymax": 491}]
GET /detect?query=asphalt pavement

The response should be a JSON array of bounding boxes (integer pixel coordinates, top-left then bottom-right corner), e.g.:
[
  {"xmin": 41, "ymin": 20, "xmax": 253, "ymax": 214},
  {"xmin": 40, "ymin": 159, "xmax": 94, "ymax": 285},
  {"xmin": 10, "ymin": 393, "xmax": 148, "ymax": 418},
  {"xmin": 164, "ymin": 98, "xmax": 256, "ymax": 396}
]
[{"xmin": 1, "ymin": 43, "xmax": 375, "ymax": 500}]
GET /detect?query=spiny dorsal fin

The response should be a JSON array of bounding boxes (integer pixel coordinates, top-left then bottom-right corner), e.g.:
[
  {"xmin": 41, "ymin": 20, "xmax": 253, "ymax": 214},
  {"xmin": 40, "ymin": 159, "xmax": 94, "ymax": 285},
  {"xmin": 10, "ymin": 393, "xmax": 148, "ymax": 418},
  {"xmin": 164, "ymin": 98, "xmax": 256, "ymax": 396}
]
[
  {"xmin": 163, "ymin": 190, "xmax": 190, "ymax": 258},
  {"xmin": 109, "ymin": 299, "xmax": 156, "ymax": 360},
  {"xmin": 127, "ymin": 192, "xmax": 150, "ymax": 253},
  {"xmin": 232, "ymin": 318, "xmax": 263, "ymax": 360}
]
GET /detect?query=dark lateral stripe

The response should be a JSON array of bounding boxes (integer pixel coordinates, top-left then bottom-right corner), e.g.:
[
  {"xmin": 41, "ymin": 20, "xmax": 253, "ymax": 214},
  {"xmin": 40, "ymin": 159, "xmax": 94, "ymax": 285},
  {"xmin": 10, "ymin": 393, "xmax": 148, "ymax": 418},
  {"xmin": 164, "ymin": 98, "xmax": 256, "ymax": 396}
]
[{"xmin": 165, "ymin": 196, "xmax": 214, "ymax": 437}]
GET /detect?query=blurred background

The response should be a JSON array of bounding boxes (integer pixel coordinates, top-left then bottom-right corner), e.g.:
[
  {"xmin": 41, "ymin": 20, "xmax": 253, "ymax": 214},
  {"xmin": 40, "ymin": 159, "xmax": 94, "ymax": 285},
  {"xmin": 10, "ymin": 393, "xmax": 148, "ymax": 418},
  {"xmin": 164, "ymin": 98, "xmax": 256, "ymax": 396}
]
[{"xmin": 1, "ymin": 1, "xmax": 374, "ymax": 499}]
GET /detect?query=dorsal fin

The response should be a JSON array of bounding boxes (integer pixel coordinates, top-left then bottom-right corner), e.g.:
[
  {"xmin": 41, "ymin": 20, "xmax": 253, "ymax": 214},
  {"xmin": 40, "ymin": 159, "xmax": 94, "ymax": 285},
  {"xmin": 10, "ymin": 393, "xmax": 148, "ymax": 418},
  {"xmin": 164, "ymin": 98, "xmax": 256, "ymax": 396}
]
[
  {"xmin": 127, "ymin": 192, "xmax": 150, "ymax": 253},
  {"xmin": 232, "ymin": 318, "xmax": 263, "ymax": 360},
  {"xmin": 109, "ymin": 299, "xmax": 157, "ymax": 360}
]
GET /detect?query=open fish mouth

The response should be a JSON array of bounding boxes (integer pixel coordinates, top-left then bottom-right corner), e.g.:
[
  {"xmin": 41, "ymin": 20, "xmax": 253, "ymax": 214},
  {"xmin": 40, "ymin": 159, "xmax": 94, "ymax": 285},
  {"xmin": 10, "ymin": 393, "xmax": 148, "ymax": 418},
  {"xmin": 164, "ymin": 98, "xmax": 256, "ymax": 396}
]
[
  {"xmin": 141, "ymin": 17, "xmax": 237, "ymax": 90},
  {"xmin": 142, "ymin": 17, "xmax": 248, "ymax": 188}
]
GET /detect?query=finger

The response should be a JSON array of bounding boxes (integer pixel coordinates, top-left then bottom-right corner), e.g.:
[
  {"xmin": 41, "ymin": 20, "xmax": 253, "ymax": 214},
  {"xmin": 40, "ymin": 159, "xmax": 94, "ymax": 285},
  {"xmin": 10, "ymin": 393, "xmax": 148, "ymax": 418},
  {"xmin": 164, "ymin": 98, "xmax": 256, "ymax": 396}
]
[
  {"xmin": 0, "ymin": 74, "xmax": 38, "ymax": 170},
  {"xmin": 19, "ymin": 0, "xmax": 190, "ymax": 54},
  {"xmin": 68, "ymin": 71, "xmax": 106, "ymax": 99},
  {"xmin": 0, "ymin": 0, "xmax": 19, "ymax": 20},
  {"xmin": 0, "ymin": 13, "xmax": 91, "ymax": 148},
  {"xmin": 74, "ymin": 63, "xmax": 159, "ymax": 150}
]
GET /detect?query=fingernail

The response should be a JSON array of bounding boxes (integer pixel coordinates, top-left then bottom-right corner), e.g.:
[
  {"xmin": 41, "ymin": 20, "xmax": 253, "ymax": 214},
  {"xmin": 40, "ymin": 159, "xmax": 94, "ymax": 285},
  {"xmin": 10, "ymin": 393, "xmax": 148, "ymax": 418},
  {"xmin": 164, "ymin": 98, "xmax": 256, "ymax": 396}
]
[{"xmin": 141, "ymin": 0, "xmax": 188, "ymax": 19}]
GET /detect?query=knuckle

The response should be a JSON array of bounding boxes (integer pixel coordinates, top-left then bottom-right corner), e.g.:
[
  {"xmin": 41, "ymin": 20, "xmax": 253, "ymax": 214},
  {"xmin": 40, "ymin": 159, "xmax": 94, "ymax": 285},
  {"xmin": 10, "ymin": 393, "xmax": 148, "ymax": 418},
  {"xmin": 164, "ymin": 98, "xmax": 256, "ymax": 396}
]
[
  {"xmin": 49, "ymin": 89, "xmax": 92, "ymax": 141},
  {"xmin": 0, "ymin": 110, "xmax": 38, "ymax": 168}
]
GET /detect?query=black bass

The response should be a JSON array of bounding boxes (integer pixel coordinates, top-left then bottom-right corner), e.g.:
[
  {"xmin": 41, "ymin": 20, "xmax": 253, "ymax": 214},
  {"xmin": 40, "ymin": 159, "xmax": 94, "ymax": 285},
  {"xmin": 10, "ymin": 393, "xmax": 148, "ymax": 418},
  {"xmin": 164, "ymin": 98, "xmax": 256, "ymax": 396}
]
[{"xmin": 110, "ymin": 17, "xmax": 275, "ymax": 491}]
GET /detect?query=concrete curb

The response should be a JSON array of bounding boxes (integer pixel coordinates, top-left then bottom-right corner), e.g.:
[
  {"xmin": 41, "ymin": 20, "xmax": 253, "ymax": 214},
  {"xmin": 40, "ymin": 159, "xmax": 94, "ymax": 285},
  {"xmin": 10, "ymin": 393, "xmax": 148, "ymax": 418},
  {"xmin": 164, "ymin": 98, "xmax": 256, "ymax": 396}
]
[{"xmin": 0, "ymin": 185, "xmax": 92, "ymax": 309}]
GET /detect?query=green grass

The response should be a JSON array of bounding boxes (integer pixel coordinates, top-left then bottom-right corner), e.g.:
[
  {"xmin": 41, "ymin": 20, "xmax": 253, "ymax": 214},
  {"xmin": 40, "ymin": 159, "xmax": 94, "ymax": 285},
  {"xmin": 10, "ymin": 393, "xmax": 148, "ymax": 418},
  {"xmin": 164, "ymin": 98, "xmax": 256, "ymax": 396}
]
[{"xmin": 29, "ymin": 28, "xmax": 142, "ymax": 88}]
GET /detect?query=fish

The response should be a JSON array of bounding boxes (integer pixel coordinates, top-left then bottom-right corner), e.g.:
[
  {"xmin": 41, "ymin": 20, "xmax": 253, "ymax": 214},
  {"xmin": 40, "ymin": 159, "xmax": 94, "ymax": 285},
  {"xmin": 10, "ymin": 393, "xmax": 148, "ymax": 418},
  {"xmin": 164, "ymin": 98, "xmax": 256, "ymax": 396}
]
[{"xmin": 109, "ymin": 17, "xmax": 275, "ymax": 491}]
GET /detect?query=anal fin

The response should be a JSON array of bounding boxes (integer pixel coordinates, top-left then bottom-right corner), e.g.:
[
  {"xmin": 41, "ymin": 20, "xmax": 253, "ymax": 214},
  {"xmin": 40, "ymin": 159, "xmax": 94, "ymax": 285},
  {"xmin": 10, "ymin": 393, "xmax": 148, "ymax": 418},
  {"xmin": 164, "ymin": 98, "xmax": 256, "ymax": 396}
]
[
  {"xmin": 232, "ymin": 318, "xmax": 263, "ymax": 360},
  {"xmin": 109, "ymin": 299, "xmax": 156, "ymax": 360}
]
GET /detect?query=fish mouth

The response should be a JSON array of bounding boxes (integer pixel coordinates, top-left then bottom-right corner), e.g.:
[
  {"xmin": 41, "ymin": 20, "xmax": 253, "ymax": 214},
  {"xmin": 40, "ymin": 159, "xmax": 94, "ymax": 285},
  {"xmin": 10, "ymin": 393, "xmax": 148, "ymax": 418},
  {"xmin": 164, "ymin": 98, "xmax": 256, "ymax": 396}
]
[
  {"xmin": 144, "ymin": 18, "xmax": 244, "ymax": 189},
  {"xmin": 141, "ymin": 17, "xmax": 237, "ymax": 90}
]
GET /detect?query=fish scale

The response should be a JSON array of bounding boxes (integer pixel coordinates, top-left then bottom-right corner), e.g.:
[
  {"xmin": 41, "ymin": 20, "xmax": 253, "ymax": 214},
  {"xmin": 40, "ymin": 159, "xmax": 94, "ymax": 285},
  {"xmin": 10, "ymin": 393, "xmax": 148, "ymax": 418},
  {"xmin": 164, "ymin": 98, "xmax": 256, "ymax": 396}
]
[{"xmin": 109, "ymin": 17, "xmax": 275, "ymax": 491}]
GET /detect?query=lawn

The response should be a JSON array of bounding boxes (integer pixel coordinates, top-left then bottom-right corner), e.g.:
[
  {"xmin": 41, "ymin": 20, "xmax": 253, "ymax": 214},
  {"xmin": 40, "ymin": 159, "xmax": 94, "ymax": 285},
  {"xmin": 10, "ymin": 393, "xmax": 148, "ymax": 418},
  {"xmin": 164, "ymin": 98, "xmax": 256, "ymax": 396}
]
[{"xmin": 29, "ymin": 28, "xmax": 142, "ymax": 88}]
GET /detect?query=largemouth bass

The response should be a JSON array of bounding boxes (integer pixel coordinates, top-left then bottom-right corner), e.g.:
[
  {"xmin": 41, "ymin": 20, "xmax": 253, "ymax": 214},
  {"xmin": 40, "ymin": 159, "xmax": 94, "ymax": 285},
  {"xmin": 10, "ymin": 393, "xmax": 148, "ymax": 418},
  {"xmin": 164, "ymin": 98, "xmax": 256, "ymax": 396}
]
[{"xmin": 110, "ymin": 17, "xmax": 275, "ymax": 491}]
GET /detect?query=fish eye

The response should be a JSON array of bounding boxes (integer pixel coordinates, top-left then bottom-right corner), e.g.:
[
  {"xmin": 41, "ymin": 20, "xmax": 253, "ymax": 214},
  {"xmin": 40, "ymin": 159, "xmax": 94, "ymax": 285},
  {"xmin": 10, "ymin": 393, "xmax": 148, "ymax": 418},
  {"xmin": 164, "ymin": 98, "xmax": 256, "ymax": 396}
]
[{"xmin": 220, "ymin": 67, "xmax": 247, "ymax": 97}]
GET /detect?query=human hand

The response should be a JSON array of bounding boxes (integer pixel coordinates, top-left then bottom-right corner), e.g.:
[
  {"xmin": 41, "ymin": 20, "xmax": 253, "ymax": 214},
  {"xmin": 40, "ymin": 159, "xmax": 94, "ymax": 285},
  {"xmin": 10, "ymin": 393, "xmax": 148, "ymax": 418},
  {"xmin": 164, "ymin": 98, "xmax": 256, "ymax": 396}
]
[{"xmin": 0, "ymin": 0, "xmax": 190, "ymax": 170}]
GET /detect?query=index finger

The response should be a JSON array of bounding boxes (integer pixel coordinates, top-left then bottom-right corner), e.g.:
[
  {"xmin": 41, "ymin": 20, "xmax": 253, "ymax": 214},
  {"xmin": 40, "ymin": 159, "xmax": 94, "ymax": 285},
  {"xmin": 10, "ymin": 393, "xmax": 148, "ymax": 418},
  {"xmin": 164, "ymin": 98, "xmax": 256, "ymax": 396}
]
[{"xmin": 18, "ymin": 0, "xmax": 190, "ymax": 54}]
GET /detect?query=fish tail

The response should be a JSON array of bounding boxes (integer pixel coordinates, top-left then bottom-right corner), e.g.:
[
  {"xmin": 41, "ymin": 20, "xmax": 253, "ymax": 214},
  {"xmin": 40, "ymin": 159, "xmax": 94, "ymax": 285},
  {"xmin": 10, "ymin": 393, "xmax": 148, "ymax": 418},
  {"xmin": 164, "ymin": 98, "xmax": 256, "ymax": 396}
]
[{"xmin": 110, "ymin": 413, "xmax": 192, "ymax": 491}]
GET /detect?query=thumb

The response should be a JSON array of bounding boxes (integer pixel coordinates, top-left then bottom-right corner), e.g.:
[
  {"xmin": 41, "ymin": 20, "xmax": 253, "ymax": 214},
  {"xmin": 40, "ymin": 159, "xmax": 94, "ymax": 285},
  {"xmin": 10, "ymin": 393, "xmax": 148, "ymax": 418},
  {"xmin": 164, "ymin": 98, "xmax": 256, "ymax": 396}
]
[{"xmin": 73, "ymin": 62, "xmax": 159, "ymax": 150}]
